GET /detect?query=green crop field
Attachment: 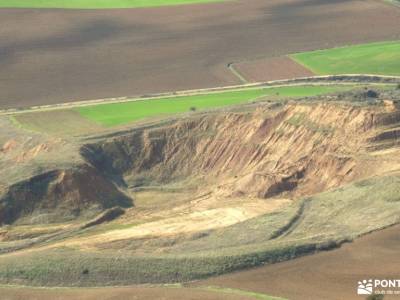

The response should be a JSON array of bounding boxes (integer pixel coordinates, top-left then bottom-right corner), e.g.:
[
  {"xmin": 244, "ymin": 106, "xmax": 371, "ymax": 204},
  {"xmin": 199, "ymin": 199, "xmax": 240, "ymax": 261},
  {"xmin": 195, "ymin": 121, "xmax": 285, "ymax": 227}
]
[
  {"xmin": 0, "ymin": 0, "xmax": 223, "ymax": 9},
  {"xmin": 290, "ymin": 41, "xmax": 400, "ymax": 76},
  {"xmin": 76, "ymin": 85, "xmax": 351, "ymax": 127}
]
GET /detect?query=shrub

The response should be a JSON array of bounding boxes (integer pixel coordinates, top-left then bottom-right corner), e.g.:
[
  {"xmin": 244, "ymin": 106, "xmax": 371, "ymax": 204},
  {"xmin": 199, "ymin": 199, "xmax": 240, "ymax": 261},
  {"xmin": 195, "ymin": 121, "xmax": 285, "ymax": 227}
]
[{"xmin": 365, "ymin": 89, "xmax": 379, "ymax": 98}]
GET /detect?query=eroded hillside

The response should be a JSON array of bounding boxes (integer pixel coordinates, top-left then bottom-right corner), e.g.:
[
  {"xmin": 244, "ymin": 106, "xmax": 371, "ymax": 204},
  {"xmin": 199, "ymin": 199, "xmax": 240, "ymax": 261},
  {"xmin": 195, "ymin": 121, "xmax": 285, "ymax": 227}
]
[
  {"xmin": 0, "ymin": 92, "xmax": 400, "ymax": 286},
  {"xmin": 83, "ymin": 101, "xmax": 392, "ymax": 199}
]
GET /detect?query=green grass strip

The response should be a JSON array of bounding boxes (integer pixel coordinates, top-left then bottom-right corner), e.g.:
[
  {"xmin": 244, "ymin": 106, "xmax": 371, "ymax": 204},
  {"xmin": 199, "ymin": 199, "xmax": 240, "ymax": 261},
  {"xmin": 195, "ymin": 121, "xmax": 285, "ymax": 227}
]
[
  {"xmin": 199, "ymin": 286, "xmax": 287, "ymax": 300},
  {"xmin": 76, "ymin": 85, "xmax": 349, "ymax": 126},
  {"xmin": 290, "ymin": 41, "xmax": 400, "ymax": 76},
  {"xmin": 0, "ymin": 0, "xmax": 224, "ymax": 9}
]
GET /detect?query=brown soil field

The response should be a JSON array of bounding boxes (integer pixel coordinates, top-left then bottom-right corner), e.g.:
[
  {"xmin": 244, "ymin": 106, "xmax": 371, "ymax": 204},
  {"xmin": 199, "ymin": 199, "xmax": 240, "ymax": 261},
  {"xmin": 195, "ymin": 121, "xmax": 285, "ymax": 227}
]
[
  {"xmin": 197, "ymin": 224, "xmax": 400, "ymax": 300},
  {"xmin": 1, "ymin": 0, "xmax": 400, "ymax": 109},
  {"xmin": 234, "ymin": 56, "xmax": 315, "ymax": 82},
  {"xmin": 0, "ymin": 285, "xmax": 258, "ymax": 300}
]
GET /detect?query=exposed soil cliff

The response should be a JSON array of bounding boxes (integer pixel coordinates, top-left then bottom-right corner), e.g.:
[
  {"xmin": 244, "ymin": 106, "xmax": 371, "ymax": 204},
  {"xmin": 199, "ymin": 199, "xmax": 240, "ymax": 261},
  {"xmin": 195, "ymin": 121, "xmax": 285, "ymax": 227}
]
[
  {"xmin": 2, "ymin": 100, "xmax": 400, "ymax": 225},
  {"xmin": 82, "ymin": 102, "xmax": 382, "ymax": 200}
]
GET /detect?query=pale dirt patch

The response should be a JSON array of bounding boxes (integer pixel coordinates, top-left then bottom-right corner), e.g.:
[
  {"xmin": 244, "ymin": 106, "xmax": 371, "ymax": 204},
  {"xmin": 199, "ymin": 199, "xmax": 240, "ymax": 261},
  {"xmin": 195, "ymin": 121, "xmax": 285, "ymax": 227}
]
[
  {"xmin": 58, "ymin": 198, "xmax": 290, "ymax": 248},
  {"xmin": 0, "ymin": 139, "xmax": 17, "ymax": 153}
]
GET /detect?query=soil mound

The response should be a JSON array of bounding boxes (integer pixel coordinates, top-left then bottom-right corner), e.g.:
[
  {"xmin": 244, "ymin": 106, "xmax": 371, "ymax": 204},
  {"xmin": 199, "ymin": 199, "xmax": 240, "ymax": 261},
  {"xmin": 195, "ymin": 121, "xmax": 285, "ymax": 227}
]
[{"xmin": 0, "ymin": 164, "xmax": 132, "ymax": 225}]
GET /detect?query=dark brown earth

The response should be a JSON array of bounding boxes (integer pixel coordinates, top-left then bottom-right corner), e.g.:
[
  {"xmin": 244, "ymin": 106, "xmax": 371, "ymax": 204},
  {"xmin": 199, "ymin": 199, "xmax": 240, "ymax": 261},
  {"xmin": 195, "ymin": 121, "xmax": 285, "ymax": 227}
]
[
  {"xmin": 197, "ymin": 224, "xmax": 400, "ymax": 300},
  {"xmin": 1, "ymin": 0, "xmax": 400, "ymax": 109},
  {"xmin": 234, "ymin": 56, "xmax": 315, "ymax": 82}
]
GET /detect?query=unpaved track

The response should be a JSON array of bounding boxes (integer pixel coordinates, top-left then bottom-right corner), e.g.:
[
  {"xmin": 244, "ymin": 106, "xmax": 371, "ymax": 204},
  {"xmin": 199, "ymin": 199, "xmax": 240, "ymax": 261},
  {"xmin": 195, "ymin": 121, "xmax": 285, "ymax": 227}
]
[
  {"xmin": 197, "ymin": 224, "xmax": 400, "ymax": 300},
  {"xmin": 1, "ymin": 0, "xmax": 400, "ymax": 109}
]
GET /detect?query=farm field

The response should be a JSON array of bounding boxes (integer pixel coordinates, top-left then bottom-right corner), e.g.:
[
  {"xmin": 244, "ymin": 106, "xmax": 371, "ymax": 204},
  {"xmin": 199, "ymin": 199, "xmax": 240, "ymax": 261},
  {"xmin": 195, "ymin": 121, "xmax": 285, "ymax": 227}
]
[
  {"xmin": 11, "ymin": 84, "xmax": 355, "ymax": 134},
  {"xmin": 291, "ymin": 41, "xmax": 400, "ymax": 76},
  {"xmin": 233, "ymin": 56, "xmax": 315, "ymax": 83},
  {"xmin": 0, "ymin": 285, "xmax": 283, "ymax": 300},
  {"xmin": 1, "ymin": 0, "xmax": 400, "ymax": 109},
  {"xmin": 76, "ymin": 85, "xmax": 351, "ymax": 126},
  {"xmin": 197, "ymin": 224, "xmax": 400, "ymax": 300},
  {"xmin": 0, "ymin": 0, "xmax": 224, "ymax": 9}
]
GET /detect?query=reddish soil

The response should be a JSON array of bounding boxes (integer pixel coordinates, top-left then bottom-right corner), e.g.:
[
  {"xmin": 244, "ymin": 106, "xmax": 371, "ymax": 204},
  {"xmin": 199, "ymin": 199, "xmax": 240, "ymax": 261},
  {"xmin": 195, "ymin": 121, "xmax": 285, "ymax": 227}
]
[
  {"xmin": 1, "ymin": 0, "xmax": 400, "ymax": 108},
  {"xmin": 197, "ymin": 225, "xmax": 400, "ymax": 300},
  {"xmin": 234, "ymin": 56, "xmax": 314, "ymax": 82}
]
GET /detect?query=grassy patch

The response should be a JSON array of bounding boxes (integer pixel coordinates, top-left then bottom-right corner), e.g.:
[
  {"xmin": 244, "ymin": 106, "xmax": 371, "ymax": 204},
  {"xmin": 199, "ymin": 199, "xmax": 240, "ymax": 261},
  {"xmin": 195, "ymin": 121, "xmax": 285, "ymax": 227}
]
[
  {"xmin": 76, "ymin": 85, "xmax": 350, "ymax": 127},
  {"xmin": 290, "ymin": 41, "xmax": 400, "ymax": 76},
  {"xmin": 385, "ymin": 0, "xmax": 400, "ymax": 6},
  {"xmin": 11, "ymin": 110, "xmax": 101, "ymax": 136},
  {"xmin": 286, "ymin": 113, "xmax": 333, "ymax": 133},
  {"xmin": 0, "ymin": 0, "xmax": 225, "ymax": 9}
]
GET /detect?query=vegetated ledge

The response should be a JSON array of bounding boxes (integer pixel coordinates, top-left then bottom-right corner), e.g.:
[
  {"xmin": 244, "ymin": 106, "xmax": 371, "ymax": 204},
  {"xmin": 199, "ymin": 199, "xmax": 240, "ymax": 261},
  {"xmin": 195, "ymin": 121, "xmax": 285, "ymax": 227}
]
[
  {"xmin": 0, "ymin": 173, "xmax": 399, "ymax": 286},
  {"xmin": 0, "ymin": 236, "xmax": 346, "ymax": 287}
]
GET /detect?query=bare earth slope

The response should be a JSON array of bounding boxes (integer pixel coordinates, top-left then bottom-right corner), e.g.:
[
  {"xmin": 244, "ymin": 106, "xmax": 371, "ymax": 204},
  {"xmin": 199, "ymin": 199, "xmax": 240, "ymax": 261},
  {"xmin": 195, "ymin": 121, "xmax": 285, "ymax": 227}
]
[{"xmin": 1, "ymin": 0, "xmax": 400, "ymax": 108}]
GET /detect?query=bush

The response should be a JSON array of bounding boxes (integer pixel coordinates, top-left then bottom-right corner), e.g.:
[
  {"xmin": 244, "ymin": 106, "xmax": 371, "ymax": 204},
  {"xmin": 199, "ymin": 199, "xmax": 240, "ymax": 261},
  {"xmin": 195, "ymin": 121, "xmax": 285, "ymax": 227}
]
[
  {"xmin": 365, "ymin": 89, "xmax": 379, "ymax": 98},
  {"xmin": 190, "ymin": 106, "xmax": 197, "ymax": 112},
  {"xmin": 396, "ymin": 83, "xmax": 400, "ymax": 89}
]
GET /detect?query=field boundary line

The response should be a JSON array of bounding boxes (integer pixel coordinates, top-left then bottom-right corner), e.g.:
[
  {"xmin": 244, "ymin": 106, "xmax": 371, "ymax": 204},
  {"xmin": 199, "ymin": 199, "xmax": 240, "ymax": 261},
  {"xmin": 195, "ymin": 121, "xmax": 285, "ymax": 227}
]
[{"xmin": 227, "ymin": 62, "xmax": 249, "ymax": 84}]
